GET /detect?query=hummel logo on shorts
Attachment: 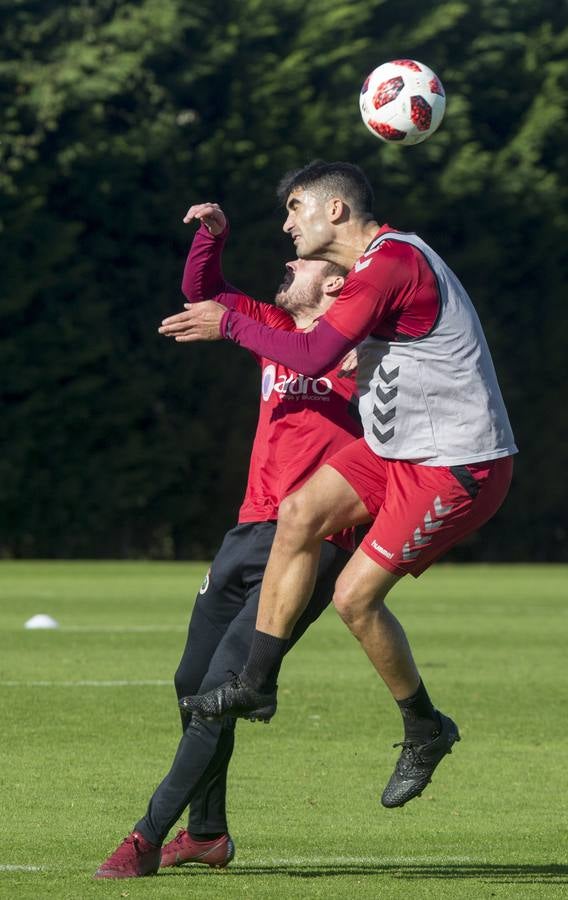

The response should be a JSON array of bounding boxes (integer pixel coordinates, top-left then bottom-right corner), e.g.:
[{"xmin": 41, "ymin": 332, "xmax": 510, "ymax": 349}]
[{"xmin": 371, "ymin": 540, "xmax": 394, "ymax": 559}]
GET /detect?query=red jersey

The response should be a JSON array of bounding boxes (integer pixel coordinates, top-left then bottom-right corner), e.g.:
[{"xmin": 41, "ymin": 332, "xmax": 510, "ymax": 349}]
[
  {"xmin": 182, "ymin": 225, "xmax": 362, "ymax": 550},
  {"xmin": 324, "ymin": 224, "xmax": 439, "ymax": 341},
  {"xmin": 219, "ymin": 225, "xmax": 440, "ymax": 376},
  {"xmin": 218, "ymin": 225, "xmax": 516, "ymax": 468}
]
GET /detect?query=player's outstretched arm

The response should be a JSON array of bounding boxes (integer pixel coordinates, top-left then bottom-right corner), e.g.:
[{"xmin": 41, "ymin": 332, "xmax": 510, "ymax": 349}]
[
  {"xmin": 182, "ymin": 203, "xmax": 229, "ymax": 302},
  {"xmin": 159, "ymin": 303, "xmax": 354, "ymax": 372},
  {"xmin": 180, "ymin": 203, "xmax": 293, "ymax": 328}
]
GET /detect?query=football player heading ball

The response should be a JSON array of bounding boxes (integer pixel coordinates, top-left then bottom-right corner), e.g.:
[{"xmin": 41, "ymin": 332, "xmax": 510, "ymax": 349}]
[{"xmin": 167, "ymin": 159, "xmax": 517, "ymax": 812}]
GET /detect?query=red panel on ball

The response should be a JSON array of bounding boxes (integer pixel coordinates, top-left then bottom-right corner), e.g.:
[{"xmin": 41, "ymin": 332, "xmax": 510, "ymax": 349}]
[
  {"xmin": 391, "ymin": 59, "xmax": 421, "ymax": 71},
  {"xmin": 361, "ymin": 74, "xmax": 371, "ymax": 94},
  {"xmin": 368, "ymin": 120, "xmax": 407, "ymax": 141},
  {"xmin": 410, "ymin": 95, "xmax": 432, "ymax": 131},
  {"xmin": 429, "ymin": 75, "xmax": 445, "ymax": 97},
  {"xmin": 373, "ymin": 76, "xmax": 404, "ymax": 109}
]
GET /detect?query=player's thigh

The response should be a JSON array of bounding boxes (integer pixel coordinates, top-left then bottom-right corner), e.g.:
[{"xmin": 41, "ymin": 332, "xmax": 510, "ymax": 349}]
[
  {"xmin": 281, "ymin": 436, "xmax": 389, "ymax": 540},
  {"xmin": 175, "ymin": 524, "xmax": 268, "ymax": 696},
  {"xmin": 280, "ymin": 464, "xmax": 372, "ymax": 541},
  {"xmin": 175, "ymin": 587, "xmax": 235, "ymax": 698},
  {"xmin": 200, "ymin": 523, "xmax": 268, "ymax": 622},
  {"xmin": 200, "ymin": 541, "xmax": 353, "ymax": 681},
  {"xmin": 197, "ymin": 523, "xmax": 277, "ymax": 692}
]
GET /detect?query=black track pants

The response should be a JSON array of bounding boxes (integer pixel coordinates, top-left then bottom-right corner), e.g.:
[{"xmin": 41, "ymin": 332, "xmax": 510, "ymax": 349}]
[{"xmin": 136, "ymin": 521, "xmax": 350, "ymax": 844}]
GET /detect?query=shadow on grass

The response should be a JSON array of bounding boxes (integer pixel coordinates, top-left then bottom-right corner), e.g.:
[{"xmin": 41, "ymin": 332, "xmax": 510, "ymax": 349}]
[{"xmin": 162, "ymin": 862, "xmax": 568, "ymax": 885}]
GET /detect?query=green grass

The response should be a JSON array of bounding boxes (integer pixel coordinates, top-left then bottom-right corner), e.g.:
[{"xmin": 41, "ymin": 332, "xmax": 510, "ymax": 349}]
[{"xmin": 0, "ymin": 562, "xmax": 566, "ymax": 899}]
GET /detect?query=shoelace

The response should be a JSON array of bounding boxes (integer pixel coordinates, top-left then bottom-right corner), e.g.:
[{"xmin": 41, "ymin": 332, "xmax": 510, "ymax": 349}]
[
  {"xmin": 392, "ymin": 741, "xmax": 425, "ymax": 773},
  {"xmin": 219, "ymin": 672, "xmax": 242, "ymax": 698}
]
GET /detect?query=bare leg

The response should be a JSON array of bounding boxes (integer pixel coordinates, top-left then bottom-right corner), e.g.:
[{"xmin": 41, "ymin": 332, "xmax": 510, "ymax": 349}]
[
  {"xmin": 182, "ymin": 466, "xmax": 459, "ymax": 806},
  {"xmin": 186, "ymin": 467, "xmax": 420, "ymax": 729},
  {"xmin": 181, "ymin": 467, "xmax": 371, "ymax": 715},
  {"xmin": 255, "ymin": 465, "xmax": 371, "ymax": 638},
  {"xmin": 331, "ymin": 549, "xmax": 418, "ymax": 699},
  {"xmin": 252, "ymin": 469, "xmax": 421, "ymax": 705}
]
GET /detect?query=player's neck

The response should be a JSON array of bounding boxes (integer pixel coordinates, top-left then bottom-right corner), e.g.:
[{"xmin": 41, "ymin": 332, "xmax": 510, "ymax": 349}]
[
  {"xmin": 293, "ymin": 294, "xmax": 335, "ymax": 330},
  {"xmin": 293, "ymin": 312, "xmax": 318, "ymax": 330},
  {"xmin": 322, "ymin": 220, "xmax": 381, "ymax": 269}
]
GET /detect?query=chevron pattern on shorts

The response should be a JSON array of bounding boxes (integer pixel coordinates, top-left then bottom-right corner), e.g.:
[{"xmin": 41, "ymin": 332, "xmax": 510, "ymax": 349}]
[
  {"xmin": 434, "ymin": 495, "xmax": 454, "ymax": 517},
  {"xmin": 423, "ymin": 510, "xmax": 442, "ymax": 532},
  {"xmin": 402, "ymin": 541, "xmax": 420, "ymax": 561},
  {"xmin": 401, "ymin": 493, "xmax": 455, "ymax": 564},
  {"xmin": 413, "ymin": 527, "xmax": 432, "ymax": 547}
]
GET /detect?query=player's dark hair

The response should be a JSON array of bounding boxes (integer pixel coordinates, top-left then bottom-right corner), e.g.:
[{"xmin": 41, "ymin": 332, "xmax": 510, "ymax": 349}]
[{"xmin": 277, "ymin": 160, "xmax": 375, "ymax": 222}]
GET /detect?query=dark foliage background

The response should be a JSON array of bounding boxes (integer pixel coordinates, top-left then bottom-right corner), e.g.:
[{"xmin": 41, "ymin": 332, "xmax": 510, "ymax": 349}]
[{"xmin": 1, "ymin": 0, "xmax": 566, "ymax": 559}]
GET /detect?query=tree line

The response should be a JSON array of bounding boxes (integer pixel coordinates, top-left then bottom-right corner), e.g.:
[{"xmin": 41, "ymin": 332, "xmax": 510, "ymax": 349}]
[{"xmin": 1, "ymin": 0, "xmax": 566, "ymax": 560}]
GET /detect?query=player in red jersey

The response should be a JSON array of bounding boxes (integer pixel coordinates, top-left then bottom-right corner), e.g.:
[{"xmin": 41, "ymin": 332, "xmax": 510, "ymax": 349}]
[
  {"xmin": 95, "ymin": 201, "xmax": 362, "ymax": 879},
  {"xmin": 161, "ymin": 162, "xmax": 517, "ymax": 810}
]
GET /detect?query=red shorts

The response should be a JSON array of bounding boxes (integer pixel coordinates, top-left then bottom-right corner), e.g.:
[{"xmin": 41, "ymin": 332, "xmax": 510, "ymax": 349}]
[{"xmin": 327, "ymin": 438, "xmax": 514, "ymax": 577}]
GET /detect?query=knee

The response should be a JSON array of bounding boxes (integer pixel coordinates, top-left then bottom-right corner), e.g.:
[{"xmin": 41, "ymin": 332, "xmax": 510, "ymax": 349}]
[
  {"xmin": 278, "ymin": 491, "xmax": 321, "ymax": 542},
  {"xmin": 332, "ymin": 576, "xmax": 386, "ymax": 630},
  {"xmin": 174, "ymin": 655, "xmax": 201, "ymax": 699},
  {"xmin": 332, "ymin": 579, "xmax": 365, "ymax": 627}
]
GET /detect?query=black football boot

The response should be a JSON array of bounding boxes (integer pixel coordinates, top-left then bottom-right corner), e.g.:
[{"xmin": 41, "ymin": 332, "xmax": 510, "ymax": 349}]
[{"xmin": 381, "ymin": 711, "xmax": 460, "ymax": 808}]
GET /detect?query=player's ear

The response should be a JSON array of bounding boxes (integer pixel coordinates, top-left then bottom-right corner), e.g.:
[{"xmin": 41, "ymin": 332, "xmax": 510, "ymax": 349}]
[
  {"xmin": 324, "ymin": 274, "xmax": 345, "ymax": 296},
  {"xmin": 327, "ymin": 197, "xmax": 346, "ymax": 223}
]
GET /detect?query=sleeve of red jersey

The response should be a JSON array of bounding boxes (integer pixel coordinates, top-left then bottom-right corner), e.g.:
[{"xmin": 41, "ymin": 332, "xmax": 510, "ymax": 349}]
[
  {"xmin": 221, "ymin": 310, "xmax": 354, "ymax": 375},
  {"xmin": 182, "ymin": 223, "xmax": 293, "ymax": 329},
  {"xmin": 323, "ymin": 242, "xmax": 414, "ymax": 341},
  {"xmin": 182, "ymin": 222, "xmax": 229, "ymax": 301},
  {"xmin": 220, "ymin": 245, "xmax": 411, "ymax": 375},
  {"xmin": 229, "ymin": 295, "xmax": 295, "ymax": 329}
]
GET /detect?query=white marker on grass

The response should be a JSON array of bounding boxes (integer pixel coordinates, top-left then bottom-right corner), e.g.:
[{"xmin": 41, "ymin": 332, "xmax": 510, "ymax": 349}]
[{"xmin": 24, "ymin": 614, "xmax": 59, "ymax": 630}]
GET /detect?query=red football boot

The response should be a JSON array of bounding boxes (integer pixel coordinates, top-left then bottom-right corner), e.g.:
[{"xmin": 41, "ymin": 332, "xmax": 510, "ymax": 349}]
[
  {"xmin": 160, "ymin": 829, "xmax": 235, "ymax": 869},
  {"xmin": 94, "ymin": 831, "xmax": 161, "ymax": 879}
]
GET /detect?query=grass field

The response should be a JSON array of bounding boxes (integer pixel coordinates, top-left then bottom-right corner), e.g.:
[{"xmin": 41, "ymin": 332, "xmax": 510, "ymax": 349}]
[{"xmin": 0, "ymin": 561, "xmax": 566, "ymax": 899}]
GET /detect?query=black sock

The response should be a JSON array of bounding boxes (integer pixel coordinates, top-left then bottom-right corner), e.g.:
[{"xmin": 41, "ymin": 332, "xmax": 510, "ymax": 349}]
[
  {"xmin": 189, "ymin": 831, "xmax": 225, "ymax": 842},
  {"xmin": 242, "ymin": 630, "xmax": 288, "ymax": 692},
  {"xmin": 396, "ymin": 680, "xmax": 440, "ymax": 743}
]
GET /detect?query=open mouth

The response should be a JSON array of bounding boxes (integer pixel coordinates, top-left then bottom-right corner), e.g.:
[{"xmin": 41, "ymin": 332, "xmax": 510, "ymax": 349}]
[{"xmin": 277, "ymin": 269, "xmax": 295, "ymax": 293}]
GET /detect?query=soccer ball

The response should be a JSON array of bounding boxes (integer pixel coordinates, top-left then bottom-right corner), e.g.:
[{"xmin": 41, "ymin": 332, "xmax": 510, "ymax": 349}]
[{"xmin": 359, "ymin": 59, "xmax": 446, "ymax": 146}]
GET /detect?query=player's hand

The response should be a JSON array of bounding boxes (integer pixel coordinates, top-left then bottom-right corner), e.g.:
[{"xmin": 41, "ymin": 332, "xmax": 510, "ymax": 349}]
[
  {"xmin": 338, "ymin": 348, "xmax": 358, "ymax": 377},
  {"xmin": 182, "ymin": 202, "xmax": 227, "ymax": 235},
  {"xmin": 158, "ymin": 300, "xmax": 227, "ymax": 342}
]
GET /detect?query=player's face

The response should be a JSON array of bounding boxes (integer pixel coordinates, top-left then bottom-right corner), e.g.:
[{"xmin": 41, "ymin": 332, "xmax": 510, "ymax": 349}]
[
  {"xmin": 283, "ymin": 188, "xmax": 334, "ymax": 258},
  {"xmin": 275, "ymin": 259, "xmax": 329, "ymax": 313}
]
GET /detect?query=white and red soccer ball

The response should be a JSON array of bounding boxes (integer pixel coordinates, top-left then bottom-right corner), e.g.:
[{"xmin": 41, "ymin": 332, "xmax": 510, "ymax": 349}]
[{"xmin": 359, "ymin": 59, "xmax": 446, "ymax": 146}]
